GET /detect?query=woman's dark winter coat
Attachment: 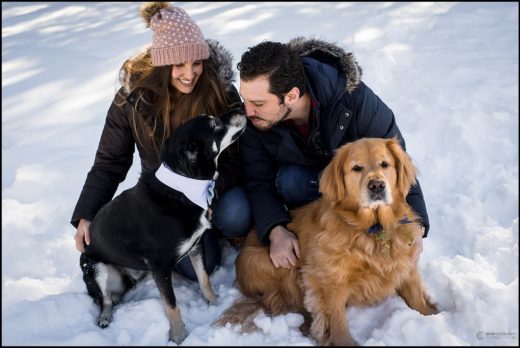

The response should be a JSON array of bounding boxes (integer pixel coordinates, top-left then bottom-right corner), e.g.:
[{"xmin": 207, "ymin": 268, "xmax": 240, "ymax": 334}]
[
  {"xmin": 240, "ymin": 37, "xmax": 430, "ymax": 244},
  {"xmin": 71, "ymin": 40, "xmax": 241, "ymax": 228}
]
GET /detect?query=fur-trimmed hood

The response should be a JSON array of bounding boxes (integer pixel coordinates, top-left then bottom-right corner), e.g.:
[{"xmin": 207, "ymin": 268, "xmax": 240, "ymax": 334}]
[
  {"xmin": 121, "ymin": 39, "xmax": 235, "ymax": 95},
  {"xmin": 288, "ymin": 37, "xmax": 362, "ymax": 93}
]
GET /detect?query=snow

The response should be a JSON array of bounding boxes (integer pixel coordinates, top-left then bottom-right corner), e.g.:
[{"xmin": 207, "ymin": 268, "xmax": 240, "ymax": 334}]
[{"xmin": 2, "ymin": 2, "xmax": 518, "ymax": 346}]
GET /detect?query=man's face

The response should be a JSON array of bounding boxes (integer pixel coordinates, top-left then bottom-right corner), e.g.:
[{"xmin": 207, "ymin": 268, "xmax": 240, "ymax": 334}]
[{"xmin": 239, "ymin": 76, "xmax": 290, "ymax": 131}]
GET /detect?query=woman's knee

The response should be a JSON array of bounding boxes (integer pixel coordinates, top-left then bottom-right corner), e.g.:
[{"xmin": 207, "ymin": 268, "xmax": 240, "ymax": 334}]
[{"xmin": 174, "ymin": 231, "xmax": 221, "ymax": 281}]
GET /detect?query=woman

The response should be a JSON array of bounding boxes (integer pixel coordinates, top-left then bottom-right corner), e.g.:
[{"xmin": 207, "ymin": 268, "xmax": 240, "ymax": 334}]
[{"xmin": 71, "ymin": 2, "xmax": 251, "ymax": 280}]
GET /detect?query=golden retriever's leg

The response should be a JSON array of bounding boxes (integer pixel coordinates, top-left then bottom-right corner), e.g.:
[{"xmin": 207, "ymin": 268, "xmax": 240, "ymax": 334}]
[
  {"xmin": 304, "ymin": 285, "xmax": 356, "ymax": 346},
  {"xmin": 299, "ymin": 309, "xmax": 313, "ymax": 336},
  {"xmin": 329, "ymin": 308, "xmax": 356, "ymax": 346},
  {"xmin": 235, "ymin": 230, "xmax": 306, "ymax": 316},
  {"xmin": 235, "ymin": 231, "xmax": 274, "ymax": 298},
  {"xmin": 397, "ymin": 268, "xmax": 439, "ymax": 315}
]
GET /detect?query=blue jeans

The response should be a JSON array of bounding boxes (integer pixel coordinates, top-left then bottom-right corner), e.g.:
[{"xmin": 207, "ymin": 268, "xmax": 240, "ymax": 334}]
[
  {"xmin": 212, "ymin": 186, "xmax": 253, "ymax": 238},
  {"xmin": 174, "ymin": 186, "xmax": 252, "ymax": 280},
  {"xmin": 275, "ymin": 164, "xmax": 321, "ymax": 208},
  {"xmin": 173, "ymin": 230, "xmax": 221, "ymax": 281}
]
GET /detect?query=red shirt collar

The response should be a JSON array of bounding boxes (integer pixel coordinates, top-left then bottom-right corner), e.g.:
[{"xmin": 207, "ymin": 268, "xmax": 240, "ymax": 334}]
[{"xmin": 289, "ymin": 96, "xmax": 317, "ymax": 139}]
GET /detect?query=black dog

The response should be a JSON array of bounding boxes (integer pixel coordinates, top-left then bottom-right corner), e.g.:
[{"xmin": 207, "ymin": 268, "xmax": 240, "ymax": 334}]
[{"xmin": 80, "ymin": 108, "xmax": 246, "ymax": 343}]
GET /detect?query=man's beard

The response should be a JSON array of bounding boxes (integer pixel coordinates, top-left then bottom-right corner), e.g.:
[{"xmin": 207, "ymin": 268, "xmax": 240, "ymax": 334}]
[{"xmin": 251, "ymin": 104, "xmax": 291, "ymax": 131}]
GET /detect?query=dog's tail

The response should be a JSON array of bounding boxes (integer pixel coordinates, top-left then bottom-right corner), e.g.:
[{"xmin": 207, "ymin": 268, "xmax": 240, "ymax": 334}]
[{"xmin": 213, "ymin": 296, "xmax": 264, "ymax": 332}]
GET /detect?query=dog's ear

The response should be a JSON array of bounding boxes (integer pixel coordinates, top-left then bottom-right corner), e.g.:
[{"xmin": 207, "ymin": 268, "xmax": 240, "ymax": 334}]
[
  {"xmin": 320, "ymin": 146, "xmax": 348, "ymax": 202},
  {"xmin": 186, "ymin": 141, "xmax": 199, "ymax": 166},
  {"xmin": 386, "ymin": 138, "xmax": 417, "ymax": 197}
]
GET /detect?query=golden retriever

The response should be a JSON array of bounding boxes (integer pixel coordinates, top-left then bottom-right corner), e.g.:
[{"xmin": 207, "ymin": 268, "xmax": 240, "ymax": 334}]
[{"xmin": 215, "ymin": 137, "xmax": 438, "ymax": 346}]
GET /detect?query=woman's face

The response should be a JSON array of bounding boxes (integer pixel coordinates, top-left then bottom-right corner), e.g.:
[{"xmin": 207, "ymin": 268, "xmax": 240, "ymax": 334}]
[{"xmin": 170, "ymin": 60, "xmax": 204, "ymax": 94}]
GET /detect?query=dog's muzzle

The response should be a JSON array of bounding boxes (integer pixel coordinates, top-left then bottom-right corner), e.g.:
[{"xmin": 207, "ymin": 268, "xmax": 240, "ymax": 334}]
[
  {"xmin": 368, "ymin": 179, "xmax": 387, "ymax": 201},
  {"xmin": 215, "ymin": 108, "xmax": 247, "ymax": 155},
  {"xmin": 224, "ymin": 108, "xmax": 247, "ymax": 138}
]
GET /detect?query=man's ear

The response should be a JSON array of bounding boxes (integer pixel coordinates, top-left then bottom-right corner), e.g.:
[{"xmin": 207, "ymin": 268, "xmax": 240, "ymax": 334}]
[{"xmin": 284, "ymin": 87, "xmax": 301, "ymax": 106}]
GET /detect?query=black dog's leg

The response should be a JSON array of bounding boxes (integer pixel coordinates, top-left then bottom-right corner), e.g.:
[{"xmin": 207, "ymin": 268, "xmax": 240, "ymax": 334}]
[
  {"xmin": 150, "ymin": 266, "xmax": 187, "ymax": 343},
  {"xmin": 80, "ymin": 253, "xmax": 103, "ymax": 305},
  {"xmin": 80, "ymin": 254, "xmax": 125, "ymax": 328},
  {"xmin": 189, "ymin": 246, "xmax": 218, "ymax": 305}
]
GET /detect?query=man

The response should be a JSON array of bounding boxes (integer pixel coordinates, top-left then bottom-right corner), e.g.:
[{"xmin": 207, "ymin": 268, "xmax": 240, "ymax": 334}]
[{"xmin": 238, "ymin": 37, "xmax": 429, "ymax": 269}]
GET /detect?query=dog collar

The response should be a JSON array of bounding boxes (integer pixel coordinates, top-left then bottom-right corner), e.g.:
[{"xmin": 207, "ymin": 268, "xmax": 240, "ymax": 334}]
[
  {"xmin": 155, "ymin": 162, "xmax": 215, "ymax": 210},
  {"xmin": 367, "ymin": 216, "xmax": 413, "ymax": 234}
]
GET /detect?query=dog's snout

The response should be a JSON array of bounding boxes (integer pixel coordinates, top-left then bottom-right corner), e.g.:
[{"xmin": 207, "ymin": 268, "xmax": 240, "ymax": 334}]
[
  {"xmin": 365, "ymin": 176, "xmax": 391, "ymax": 206},
  {"xmin": 234, "ymin": 103, "xmax": 246, "ymax": 115},
  {"xmin": 220, "ymin": 104, "xmax": 246, "ymax": 119},
  {"xmin": 368, "ymin": 179, "xmax": 385, "ymax": 194},
  {"xmin": 218, "ymin": 105, "xmax": 247, "ymax": 127}
]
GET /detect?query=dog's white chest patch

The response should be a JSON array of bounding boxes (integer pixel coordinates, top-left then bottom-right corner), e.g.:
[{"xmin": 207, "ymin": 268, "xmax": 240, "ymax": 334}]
[
  {"xmin": 94, "ymin": 263, "xmax": 125, "ymax": 295},
  {"xmin": 176, "ymin": 212, "xmax": 211, "ymax": 259}
]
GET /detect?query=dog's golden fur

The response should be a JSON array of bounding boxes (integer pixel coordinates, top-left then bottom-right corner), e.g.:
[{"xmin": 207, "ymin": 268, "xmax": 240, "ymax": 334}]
[{"xmin": 215, "ymin": 138, "xmax": 438, "ymax": 345}]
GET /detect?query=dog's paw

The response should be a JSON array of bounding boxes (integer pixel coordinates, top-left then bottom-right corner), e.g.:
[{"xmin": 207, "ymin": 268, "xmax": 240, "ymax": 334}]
[
  {"xmin": 169, "ymin": 320, "xmax": 188, "ymax": 344},
  {"xmin": 97, "ymin": 313, "xmax": 112, "ymax": 328},
  {"xmin": 205, "ymin": 293, "xmax": 219, "ymax": 306},
  {"xmin": 426, "ymin": 302, "xmax": 440, "ymax": 315},
  {"xmin": 419, "ymin": 294, "xmax": 440, "ymax": 315},
  {"xmin": 332, "ymin": 334, "xmax": 358, "ymax": 346},
  {"xmin": 202, "ymin": 289, "xmax": 219, "ymax": 305}
]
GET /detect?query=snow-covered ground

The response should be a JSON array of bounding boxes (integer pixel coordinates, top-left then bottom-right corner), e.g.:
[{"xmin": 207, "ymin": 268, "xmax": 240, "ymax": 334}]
[{"xmin": 2, "ymin": 2, "xmax": 518, "ymax": 345}]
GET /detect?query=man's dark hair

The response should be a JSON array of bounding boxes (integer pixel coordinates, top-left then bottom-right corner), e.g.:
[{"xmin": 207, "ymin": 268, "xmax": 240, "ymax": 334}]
[{"xmin": 237, "ymin": 41, "xmax": 307, "ymax": 103}]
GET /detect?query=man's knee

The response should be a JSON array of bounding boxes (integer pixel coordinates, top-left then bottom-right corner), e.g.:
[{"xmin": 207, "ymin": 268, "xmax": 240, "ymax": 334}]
[
  {"xmin": 275, "ymin": 164, "xmax": 321, "ymax": 207},
  {"xmin": 212, "ymin": 186, "xmax": 252, "ymax": 238}
]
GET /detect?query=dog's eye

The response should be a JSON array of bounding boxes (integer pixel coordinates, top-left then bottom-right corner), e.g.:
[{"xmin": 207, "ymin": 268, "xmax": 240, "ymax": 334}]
[
  {"xmin": 211, "ymin": 118, "xmax": 222, "ymax": 130},
  {"xmin": 381, "ymin": 161, "xmax": 389, "ymax": 168},
  {"xmin": 352, "ymin": 165, "xmax": 363, "ymax": 172}
]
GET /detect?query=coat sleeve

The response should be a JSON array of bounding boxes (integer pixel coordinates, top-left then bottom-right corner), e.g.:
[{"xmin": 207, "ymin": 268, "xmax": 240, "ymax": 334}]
[
  {"xmin": 240, "ymin": 126, "xmax": 291, "ymax": 244},
  {"xmin": 70, "ymin": 94, "xmax": 135, "ymax": 228},
  {"xmin": 350, "ymin": 82, "xmax": 430, "ymax": 236}
]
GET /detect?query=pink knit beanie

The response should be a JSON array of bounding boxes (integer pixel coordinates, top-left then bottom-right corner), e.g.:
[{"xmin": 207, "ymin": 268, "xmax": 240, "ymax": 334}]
[{"xmin": 141, "ymin": 2, "xmax": 209, "ymax": 66}]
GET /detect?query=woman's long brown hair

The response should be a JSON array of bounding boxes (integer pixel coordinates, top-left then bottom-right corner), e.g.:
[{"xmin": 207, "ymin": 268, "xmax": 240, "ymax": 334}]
[{"xmin": 115, "ymin": 48, "xmax": 230, "ymax": 161}]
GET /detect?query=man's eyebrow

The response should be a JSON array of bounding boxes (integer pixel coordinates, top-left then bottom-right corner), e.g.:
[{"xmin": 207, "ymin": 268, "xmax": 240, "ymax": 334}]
[{"xmin": 242, "ymin": 98, "xmax": 266, "ymax": 103}]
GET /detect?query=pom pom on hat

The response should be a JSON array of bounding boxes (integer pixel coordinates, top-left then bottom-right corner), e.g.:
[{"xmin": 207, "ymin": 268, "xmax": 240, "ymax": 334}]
[
  {"xmin": 140, "ymin": 2, "xmax": 170, "ymax": 28},
  {"xmin": 140, "ymin": 2, "xmax": 209, "ymax": 66}
]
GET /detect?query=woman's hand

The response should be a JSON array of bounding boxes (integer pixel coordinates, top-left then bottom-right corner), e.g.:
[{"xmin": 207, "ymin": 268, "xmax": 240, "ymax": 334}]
[{"xmin": 74, "ymin": 218, "xmax": 91, "ymax": 252}]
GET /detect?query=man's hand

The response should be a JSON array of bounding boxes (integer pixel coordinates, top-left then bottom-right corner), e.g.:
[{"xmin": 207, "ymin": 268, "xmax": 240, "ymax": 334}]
[
  {"xmin": 74, "ymin": 218, "xmax": 91, "ymax": 252},
  {"xmin": 269, "ymin": 225, "xmax": 300, "ymax": 269}
]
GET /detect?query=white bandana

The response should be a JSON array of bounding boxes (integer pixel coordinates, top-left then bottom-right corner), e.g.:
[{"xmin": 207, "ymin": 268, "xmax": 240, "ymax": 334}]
[{"xmin": 155, "ymin": 163, "xmax": 215, "ymax": 210}]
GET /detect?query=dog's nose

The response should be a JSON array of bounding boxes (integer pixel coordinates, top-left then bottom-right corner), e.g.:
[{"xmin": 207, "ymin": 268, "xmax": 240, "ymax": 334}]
[
  {"xmin": 368, "ymin": 179, "xmax": 385, "ymax": 194},
  {"xmin": 234, "ymin": 103, "xmax": 246, "ymax": 115}
]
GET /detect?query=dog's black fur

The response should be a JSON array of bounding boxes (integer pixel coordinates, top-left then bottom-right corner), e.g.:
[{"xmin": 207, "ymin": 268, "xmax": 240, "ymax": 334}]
[{"xmin": 80, "ymin": 108, "xmax": 246, "ymax": 343}]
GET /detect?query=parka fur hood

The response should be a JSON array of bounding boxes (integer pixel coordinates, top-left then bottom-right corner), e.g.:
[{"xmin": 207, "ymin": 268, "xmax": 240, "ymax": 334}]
[
  {"xmin": 120, "ymin": 38, "xmax": 236, "ymax": 96},
  {"xmin": 288, "ymin": 36, "xmax": 362, "ymax": 94}
]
